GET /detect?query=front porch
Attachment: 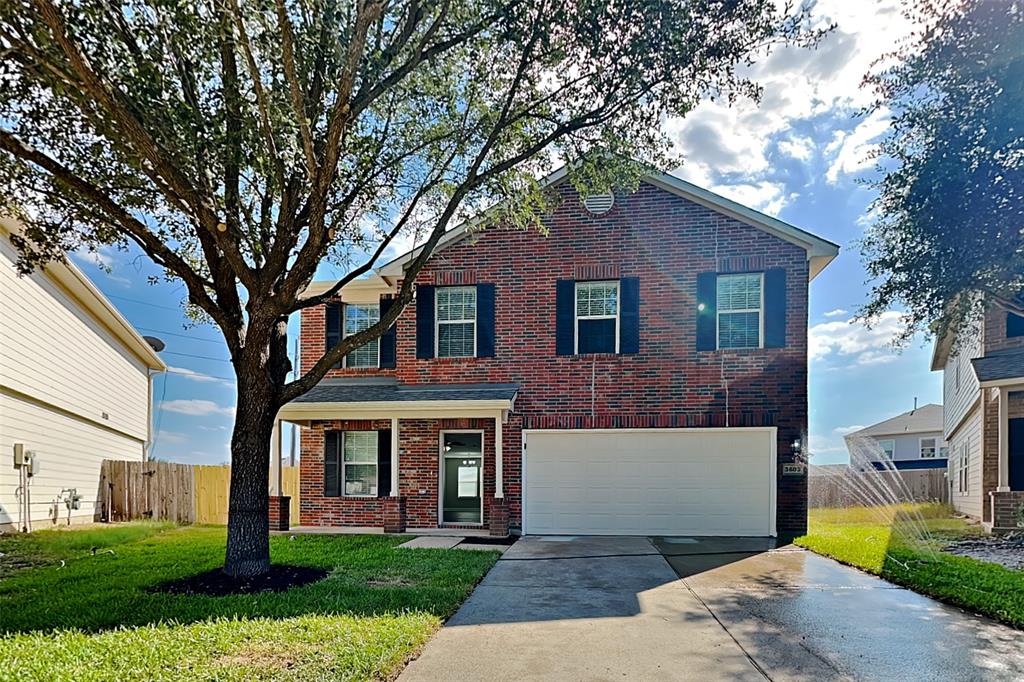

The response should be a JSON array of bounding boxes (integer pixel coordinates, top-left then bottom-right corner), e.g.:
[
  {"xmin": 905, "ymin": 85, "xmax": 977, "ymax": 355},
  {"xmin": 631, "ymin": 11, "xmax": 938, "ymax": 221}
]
[
  {"xmin": 974, "ymin": 351, "xmax": 1024, "ymax": 530},
  {"xmin": 272, "ymin": 379, "xmax": 519, "ymax": 536}
]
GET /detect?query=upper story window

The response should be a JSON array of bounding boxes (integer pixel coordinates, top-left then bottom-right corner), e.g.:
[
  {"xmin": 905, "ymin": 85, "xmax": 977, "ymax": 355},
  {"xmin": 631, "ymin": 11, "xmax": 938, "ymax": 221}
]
[
  {"xmin": 717, "ymin": 273, "xmax": 763, "ymax": 350},
  {"xmin": 920, "ymin": 437, "xmax": 938, "ymax": 458},
  {"xmin": 576, "ymin": 280, "xmax": 619, "ymax": 354},
  {"xmin": 878, "ymin": 439, "xmax": 895, "ymax": 459},
  {"xmin": 344, "ymin": 304, "xmax": 380, "ymax": 368},
  {"xmin": 436, "ymin": 286, "xmax": 477, "ymax": 358}
]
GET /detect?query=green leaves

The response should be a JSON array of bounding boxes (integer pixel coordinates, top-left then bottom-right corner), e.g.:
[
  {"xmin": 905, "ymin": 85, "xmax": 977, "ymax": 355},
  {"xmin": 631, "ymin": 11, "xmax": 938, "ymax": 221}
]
[{"xmin": 861, "ymin": 0, "xmax": 1024, "ymax": 340}]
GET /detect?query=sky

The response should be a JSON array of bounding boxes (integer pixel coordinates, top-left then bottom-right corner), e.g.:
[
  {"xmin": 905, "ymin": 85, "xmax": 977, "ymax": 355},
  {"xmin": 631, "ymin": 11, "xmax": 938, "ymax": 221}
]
[{"xmin": 68, "ymin": 0, "xmax": 938, "ymax": 466}]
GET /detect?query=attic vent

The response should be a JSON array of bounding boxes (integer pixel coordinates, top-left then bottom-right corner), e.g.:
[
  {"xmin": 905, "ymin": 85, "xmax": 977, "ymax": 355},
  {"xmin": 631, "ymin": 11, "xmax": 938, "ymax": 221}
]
[{"xmin": 582, "ymin": 192, "xmax": 615, "ymax": 215}]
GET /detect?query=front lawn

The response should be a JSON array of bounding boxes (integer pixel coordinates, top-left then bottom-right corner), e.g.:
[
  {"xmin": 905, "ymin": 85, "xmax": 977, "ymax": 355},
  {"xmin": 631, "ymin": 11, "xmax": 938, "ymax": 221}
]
[
  {"xmin": 796, "ymin": 503, "xmax": 1024, "ymax": 628},
  {"xmin": 0, "ymin": 523, "xmax": 499, "ymax": 681}
]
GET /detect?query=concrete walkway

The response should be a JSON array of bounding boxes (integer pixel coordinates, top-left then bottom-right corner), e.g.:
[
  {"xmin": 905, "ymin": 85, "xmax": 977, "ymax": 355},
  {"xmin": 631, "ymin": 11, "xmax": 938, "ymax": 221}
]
[{"xmin": 399, "ymin": 536, "xmax": 1024, "ymax": 681}]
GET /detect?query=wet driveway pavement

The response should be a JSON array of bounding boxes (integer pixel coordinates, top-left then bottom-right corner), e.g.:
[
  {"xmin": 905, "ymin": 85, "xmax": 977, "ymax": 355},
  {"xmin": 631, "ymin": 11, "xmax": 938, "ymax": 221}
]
[{"xmin": 400, "ymin": 536, "xmax": 1024, "ymax": 681}]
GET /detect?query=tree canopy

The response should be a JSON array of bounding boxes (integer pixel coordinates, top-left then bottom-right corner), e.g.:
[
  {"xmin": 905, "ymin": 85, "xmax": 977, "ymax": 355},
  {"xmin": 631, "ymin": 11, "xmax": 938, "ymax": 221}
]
[{"xmin": 860, "ymin": 0, "xmax": 1024, "ymax": 341}]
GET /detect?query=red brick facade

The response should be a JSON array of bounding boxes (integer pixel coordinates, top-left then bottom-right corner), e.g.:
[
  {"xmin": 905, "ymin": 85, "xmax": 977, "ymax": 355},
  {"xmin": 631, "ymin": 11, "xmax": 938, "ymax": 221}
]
[{"xmin": 298, "ymin": 181, "xmax": 813, "ymax": 536}]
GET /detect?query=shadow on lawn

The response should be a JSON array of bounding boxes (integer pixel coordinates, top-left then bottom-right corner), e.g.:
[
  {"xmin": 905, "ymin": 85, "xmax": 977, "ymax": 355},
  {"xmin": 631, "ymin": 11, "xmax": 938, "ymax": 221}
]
[{"xmin": 0, "ymin": 527, "xmax": 500, "ymax": 635}]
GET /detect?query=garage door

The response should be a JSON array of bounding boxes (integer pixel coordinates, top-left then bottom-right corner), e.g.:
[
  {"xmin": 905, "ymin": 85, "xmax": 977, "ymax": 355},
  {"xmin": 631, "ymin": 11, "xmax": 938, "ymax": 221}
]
[{"xmin": 523, "ymin": 429, "xmax": 776, "ymax": 536}]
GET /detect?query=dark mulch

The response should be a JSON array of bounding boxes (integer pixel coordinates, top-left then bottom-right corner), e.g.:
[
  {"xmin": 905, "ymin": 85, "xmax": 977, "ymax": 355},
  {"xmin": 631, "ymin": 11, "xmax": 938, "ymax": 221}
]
[
  {"xmin": 154, "ymin": 565, "xmax": 328, "ymax": 596},
  {"xmin": 458, "ymin": 535, "xmax": 517, "ymax": 546}
]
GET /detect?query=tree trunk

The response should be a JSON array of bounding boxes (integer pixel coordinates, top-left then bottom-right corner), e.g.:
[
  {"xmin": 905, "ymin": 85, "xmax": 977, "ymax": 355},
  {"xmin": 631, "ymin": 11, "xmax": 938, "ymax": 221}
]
[{"xmin": 223, "ymin": 371, "xmax": 277, "ymax": 577}]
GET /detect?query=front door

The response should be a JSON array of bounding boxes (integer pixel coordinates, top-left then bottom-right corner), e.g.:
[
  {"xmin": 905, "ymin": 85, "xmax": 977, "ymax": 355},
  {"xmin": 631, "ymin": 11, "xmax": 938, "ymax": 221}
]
[
  {"xmin": 1010, "ymin": 418, "xmax": 1024, "ymax": 490},
  {"xmin": 442, "ymin": 432, "xmax": 482, "ymax": 524}
]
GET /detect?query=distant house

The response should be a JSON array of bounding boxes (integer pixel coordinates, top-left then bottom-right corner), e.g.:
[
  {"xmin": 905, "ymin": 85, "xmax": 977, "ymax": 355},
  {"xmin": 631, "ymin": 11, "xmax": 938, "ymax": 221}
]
[
  {"xmin": 844, "ymin": 404, "xmax": 948, "ymax": 472},
  {"xmin": 932, "ymin": 301, "xmax": 1024, "ymax": 531},
  {"xmin": 0, "ymin": 221, "xmax": 165, "ymax": 531}
]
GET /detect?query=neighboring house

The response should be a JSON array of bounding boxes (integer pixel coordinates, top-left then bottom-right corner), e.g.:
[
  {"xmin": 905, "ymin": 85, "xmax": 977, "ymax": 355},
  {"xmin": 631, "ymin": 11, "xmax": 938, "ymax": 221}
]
[
  {"xmin": 0, "ymin": 221, "xmax": 165, "ymax": 530},
  {"xmin": 932, "ymin": 301, "xmax": 1024, "ymax": 530},
  {"xmin": 843, "ymin": 404, "xmax": 948, "ymax": 472},
  {"xmin": 278, "ymin": 166, "xmax": 838, "ymax": 538}
]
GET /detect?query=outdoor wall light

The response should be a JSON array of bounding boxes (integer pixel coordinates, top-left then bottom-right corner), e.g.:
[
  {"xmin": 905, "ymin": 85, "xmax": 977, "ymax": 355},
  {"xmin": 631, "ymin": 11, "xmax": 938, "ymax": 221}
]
[{"xmin": 697, "ymin": 303, "xmax": 706, "ymax": 311}]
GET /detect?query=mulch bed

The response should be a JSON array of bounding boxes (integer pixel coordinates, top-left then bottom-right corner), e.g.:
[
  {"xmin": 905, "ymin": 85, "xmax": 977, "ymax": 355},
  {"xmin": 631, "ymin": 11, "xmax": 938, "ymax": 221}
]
[
  {"xmin": 154, "ymin": 565, "xmax": 328, "ymax": 596},
  {"xmin": 942, "ymin": 533, "xmax": 1024, "ymax": 571}
]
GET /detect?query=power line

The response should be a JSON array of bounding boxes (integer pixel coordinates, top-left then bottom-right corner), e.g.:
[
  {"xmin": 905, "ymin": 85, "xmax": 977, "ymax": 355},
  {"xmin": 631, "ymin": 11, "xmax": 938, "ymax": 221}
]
[
  {"xmin": 136, "ymin": 326, "xmax": 224, "ymax": 345},
  {"xmin": 163, "ymin": 350, "xmax": 233, "ymax": 363},
  {"xmin": 106, "ymin": 293, "xmax": 184, "ymax": 312},
  {"xmin": 165, "ymin": 368, "xmax": 236, "ymax": 382}
]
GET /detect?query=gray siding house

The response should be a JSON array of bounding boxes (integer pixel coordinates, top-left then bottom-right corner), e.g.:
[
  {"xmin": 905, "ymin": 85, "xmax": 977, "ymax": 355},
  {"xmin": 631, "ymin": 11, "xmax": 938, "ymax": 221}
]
[{"xmin": 844, "ymin": 404, "xmax": 948, "ymax": 472}]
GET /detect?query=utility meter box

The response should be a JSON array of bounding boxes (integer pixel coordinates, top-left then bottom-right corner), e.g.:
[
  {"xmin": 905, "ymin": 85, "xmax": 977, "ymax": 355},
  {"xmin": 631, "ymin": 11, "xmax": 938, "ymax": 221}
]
[
  {"xmin": 13, "ymin": 443, "xmax": 34, "ymax": 468},
  {"xmin": 28, "ymin": 456, "xmax": 39, "ymax": 477}
]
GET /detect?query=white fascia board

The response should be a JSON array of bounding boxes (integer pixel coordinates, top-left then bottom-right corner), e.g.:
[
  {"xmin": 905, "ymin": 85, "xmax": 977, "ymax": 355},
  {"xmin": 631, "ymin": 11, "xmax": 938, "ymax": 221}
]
[
  {"xmin": 277, "ymin": 399, "xmax": 513, "ymax": 423},
  {"xmin": 375, "ymin": 164, "xmax": 838, "ymax": 283},
  {"xmin": 301, "ymin": 274, "xmax": 395, "ymax": 304}
]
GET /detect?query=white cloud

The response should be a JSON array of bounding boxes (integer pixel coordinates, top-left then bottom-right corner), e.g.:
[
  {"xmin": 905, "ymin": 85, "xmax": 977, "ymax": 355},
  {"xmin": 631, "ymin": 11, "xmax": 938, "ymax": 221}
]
[
  {"xmin": 161, "ymin": 399, "xmax": 235, "ymax": 417},
  {"xmin": 664, "ymin": 2, "xmax": 913, "ymax": 194},
  {"xmin": 823, "ymin": 308, "xmax": 848, "ymax": 317},
  {"xmin": 154, "ymin": 429, "xmax": 188, "ymax": 444},
  {"xmin": 198, "ymin": 425, "xmax": 229, "ymax": 432},
  {"xmin": 825, "ymin": 108, "xmax": 892, "ymax": 184},
  {"xmin": 167, "ymin": 366, "xmax": 232, "ymax": 385},
  {"xmin": 778, "ymin": 135, "xmax": 815, "ymax": 162},
  {"xmin": 73, "ymin": 244, "xmax": 117, "ymax": 269},
  {"xmin": 833, "ymin": 424, "xmax": 866, "ymax": 436},
  {"xmin": 809, "ymin": 433, "xmax": 848, "ymax": 455},
  {"xmin": 809, "ymin": 310, "xmax": 906, "ymax": 366},
  {"xmin": 709, "ymin": 181, "xmax": 793, "ymax": 215}
]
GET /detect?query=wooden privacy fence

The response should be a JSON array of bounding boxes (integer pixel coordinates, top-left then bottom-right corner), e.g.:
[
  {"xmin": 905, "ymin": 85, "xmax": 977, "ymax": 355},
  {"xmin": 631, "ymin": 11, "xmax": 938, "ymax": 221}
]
[
  {"xmin": 809, "ymin": 468, "xmax": 948, "ymax": 508},
  {"xmin": 98, "ymin": 460, "xmax": 300, "ymax": 525}
]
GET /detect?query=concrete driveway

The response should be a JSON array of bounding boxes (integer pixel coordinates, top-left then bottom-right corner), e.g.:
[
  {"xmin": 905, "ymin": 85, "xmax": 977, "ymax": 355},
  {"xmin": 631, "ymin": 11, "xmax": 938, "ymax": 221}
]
[{"xmin": 400, "ymin": 536, "xmax": 1024, "ymax": 681}]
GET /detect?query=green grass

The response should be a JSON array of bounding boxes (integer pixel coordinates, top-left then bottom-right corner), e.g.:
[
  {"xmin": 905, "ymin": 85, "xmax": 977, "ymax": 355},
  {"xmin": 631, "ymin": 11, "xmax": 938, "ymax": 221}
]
[
  {"xmin": 796, "ymin": 503, "xmax": 1024, "ymax": 628},
  {"xmin": 0, "ymin": 523, "xmax": 499, "ymax": 681}
]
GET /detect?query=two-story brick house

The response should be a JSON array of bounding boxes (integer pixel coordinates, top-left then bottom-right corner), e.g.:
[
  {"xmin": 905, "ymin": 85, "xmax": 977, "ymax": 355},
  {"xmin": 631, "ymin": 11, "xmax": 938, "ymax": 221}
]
[
  {"xmin": 932, "ymin": 301, "xmax": 1024, "ymax": 530},
  {"xmin": 277, "ymin": 167, "xmax": 838, "ymax": 538}
]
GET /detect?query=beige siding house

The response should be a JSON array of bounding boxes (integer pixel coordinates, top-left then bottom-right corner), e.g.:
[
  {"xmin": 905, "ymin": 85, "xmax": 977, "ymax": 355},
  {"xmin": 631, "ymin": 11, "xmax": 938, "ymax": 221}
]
[
  {"xmin": 1, "ymin": 222, "xmax": 165, "ymax": 530},
  {"xmin": 933, "ymin": 303, "xmax": 1024, "ymax": 529}
]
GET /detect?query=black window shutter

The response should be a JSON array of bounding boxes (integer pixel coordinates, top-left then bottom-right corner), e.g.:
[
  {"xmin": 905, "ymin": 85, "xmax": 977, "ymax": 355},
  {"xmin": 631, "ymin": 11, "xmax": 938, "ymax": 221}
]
[
  {"xmin": 416, "ymin": 285, "xmax": 435, "ymax": 359},
  {"xmin": 476, "ymin": 283, "xmax": 496, "ymax": 357},
  {"xmin": 379, "ymin": 297, "xmax": 397, "ymax": 367},
  {"xmin": 620, "ymin": 277, "xmax": 640, "ymax": 354},
  {"xmin": 696, "ymin": 272, "xmax": 717, "ymax": 351},
  {"xmin": 1008, "ymin": 312, "xmax": 1024, "ymax": 338},
  {"xmin": 764, "ymin": 268, "xmax": 787, "ymax": 348},
  {"xmin": 377, "ymin": 430, "xmax": 392, "ymax": 497},
  {"xmin": 324, "ymin": 431, "xmax": 340, "ymax": 497},
  {"xmin": 555, "ymin": 279, "xmax": 576, "ymax": 355},
  {"xmin": 326, "ymin": 302, "xmax": 343, "ymax": 368}
]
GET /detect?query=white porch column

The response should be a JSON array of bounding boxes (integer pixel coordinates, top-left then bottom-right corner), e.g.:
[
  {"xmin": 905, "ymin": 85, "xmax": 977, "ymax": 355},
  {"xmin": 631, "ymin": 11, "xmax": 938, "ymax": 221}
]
[
  {"xmin": 495, "ymin": 413, "xmax": 504, "ymax": 498},
  {"xmin": 998, "ymin": 387, "xmax": 1010, "ymax": 491},
  {"xmin": 390, "ymin": 417, "xmax": 400, "ymax": 496},
  {"xmin": 271, "ymin": 419, "xmax": 283, "ymax": 496}
]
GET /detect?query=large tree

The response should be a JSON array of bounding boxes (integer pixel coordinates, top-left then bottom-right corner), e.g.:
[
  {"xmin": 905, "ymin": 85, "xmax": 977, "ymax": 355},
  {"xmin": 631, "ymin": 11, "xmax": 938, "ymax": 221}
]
[
  {"xmin": 860, "ymin": 0, "xmax": 1024, "ymax": 341},
  {"xmin": 0, "ymin": 0, "xmax": 825, "ymax": 577}
]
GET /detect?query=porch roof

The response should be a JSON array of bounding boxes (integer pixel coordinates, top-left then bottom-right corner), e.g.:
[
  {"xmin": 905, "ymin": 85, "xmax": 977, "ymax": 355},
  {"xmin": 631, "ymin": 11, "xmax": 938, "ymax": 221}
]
[
  {"xmin": 972, "ymin": 347, "xmax": 1024, "ymax": 387},
  {"xmin": 278, "ymin": 378, "xmax": 519, "ymax": 423}
]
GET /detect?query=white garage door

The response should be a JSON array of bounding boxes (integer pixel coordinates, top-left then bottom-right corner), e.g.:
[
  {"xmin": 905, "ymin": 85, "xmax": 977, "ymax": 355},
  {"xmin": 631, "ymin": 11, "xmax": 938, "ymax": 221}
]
[{"xmin": 523, "ymin": 429, "xmax": 776, "ymax": 536}]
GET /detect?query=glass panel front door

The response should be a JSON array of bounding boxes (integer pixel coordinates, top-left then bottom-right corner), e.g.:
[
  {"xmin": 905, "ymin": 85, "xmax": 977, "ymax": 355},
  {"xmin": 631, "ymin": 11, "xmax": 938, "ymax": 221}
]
[{"xmin": 442, "ymin": 432, "xmax": 482, "ymax": 523}]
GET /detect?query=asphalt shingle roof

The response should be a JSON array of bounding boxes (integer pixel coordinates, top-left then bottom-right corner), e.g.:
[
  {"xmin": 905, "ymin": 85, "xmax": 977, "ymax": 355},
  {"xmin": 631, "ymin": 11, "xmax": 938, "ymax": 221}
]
[
  {"xmin": 291, "ymin": 378, "xmax": 519, "ymax": 404},
  {"xmin": 972, "ymin": 347, "xmax": 1024, "ymax": 384},
  {"xmin": 845, "ymin": 403, "xmax": 944, "ymax": 438}
]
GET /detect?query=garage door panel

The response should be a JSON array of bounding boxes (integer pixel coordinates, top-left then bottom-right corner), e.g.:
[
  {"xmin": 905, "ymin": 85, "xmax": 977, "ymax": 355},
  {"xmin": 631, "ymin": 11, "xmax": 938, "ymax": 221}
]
[{"xmin": 524, "ymin": 430, "xmax": 774, "ymax": 536}]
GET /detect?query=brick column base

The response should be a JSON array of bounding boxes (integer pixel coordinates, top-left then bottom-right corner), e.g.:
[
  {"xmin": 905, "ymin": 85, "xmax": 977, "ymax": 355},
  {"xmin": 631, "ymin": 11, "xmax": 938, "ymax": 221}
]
[
  {"xmin": 488, "ymin": 497, "xmax": 509, "ymax": 537},
  {"xmin": 990, "ymin": 491, "xmax": 1024, "ymax": 532},
  {"xmin": 382, "ymin": 496, "xmax": 407, "ymax": 533},
  {"xmin": 269, "ymin": 495, "xmax": 290, "ymax": 531}
]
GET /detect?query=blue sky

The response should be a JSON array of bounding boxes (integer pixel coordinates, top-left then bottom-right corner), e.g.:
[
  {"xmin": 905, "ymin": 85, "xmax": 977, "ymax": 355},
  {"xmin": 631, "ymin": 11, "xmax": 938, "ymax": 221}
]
[{"xmin": 69, "ymin": 0, "xmax": 938, "ymax": 466}]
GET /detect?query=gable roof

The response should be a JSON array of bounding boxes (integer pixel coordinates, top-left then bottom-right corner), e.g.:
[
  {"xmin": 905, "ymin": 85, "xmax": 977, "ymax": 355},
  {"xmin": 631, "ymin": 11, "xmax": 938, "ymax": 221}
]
[
  {"xmin": 843, "ymin": 403, "xmax": 944, "ymax": 439},
  {"xmin": 972, "ymin": 347, "xmax": 1024, "ymax": 386},
  {"xmin": 1, "ymin": 220, "xmax": 166, "ymax": 371},
  {"xmin": 377, "ymin": 165, "xmax": 839, "ymax": 281}
]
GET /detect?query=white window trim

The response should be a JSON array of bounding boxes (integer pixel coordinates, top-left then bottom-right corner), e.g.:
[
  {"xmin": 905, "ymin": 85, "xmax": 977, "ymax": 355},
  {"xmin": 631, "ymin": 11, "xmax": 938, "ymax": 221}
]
[
  {"xmin": 878, "ymin": 438, "xmax": 896, "ymax": 460},
  {"xmin": 342, "ymin": 431, "xmax": 378, "ymax": 498},
  {"xmin": 716, "ymin": 272, "xmax": 765, "ymax": 350},
  {"xmin": 342, "ymin": 303, "xmax": 381, "ymax": 369},
  {"xmin": 574, "ymin": 280, "xmax": 620, "ymax": 355},
  {"xmin": 435, "ymin": 286, "xmax": 477, "ymax": 358},
  {"xmin": 919, "ymin": 436, "xmax": 938, "ymax": 459},
  {"xmin": 438, "ymin": 429, "xmax": 485, "ymax": 526},
  {"xmin": 957, "ymin": 442, "xmax": 970, "ymax": 495}
]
